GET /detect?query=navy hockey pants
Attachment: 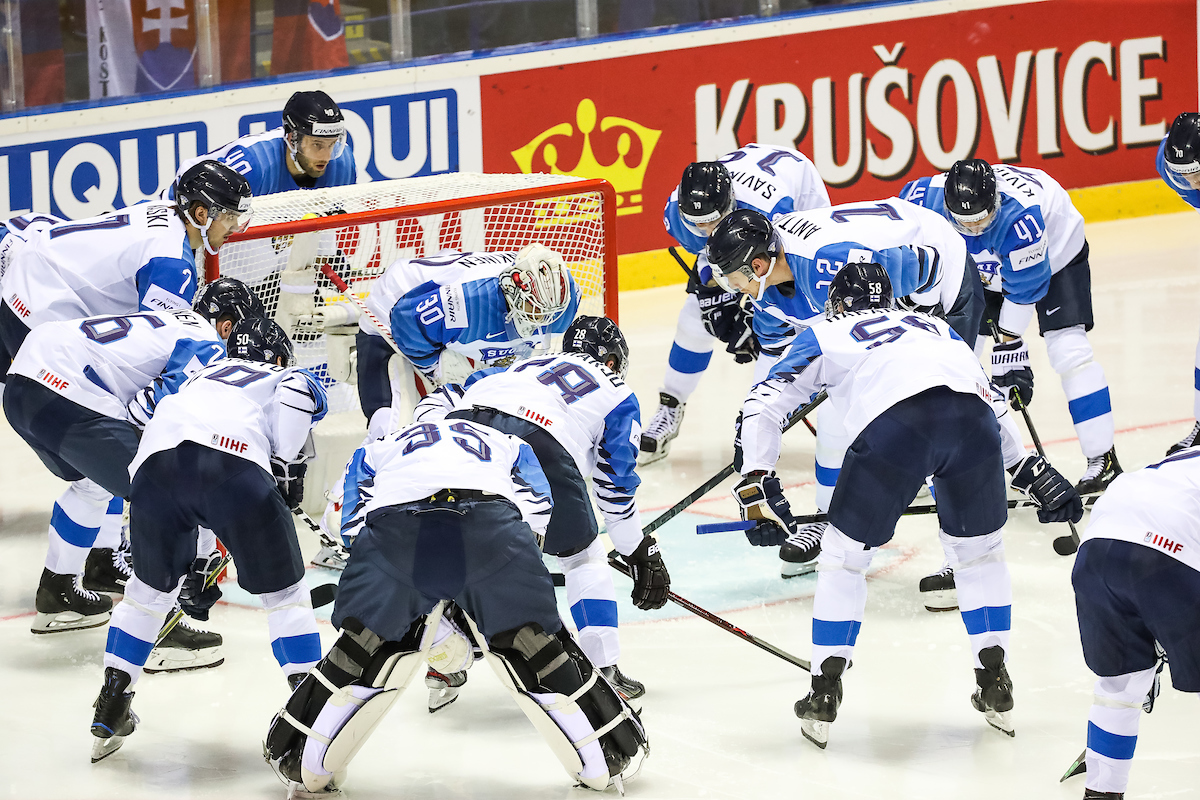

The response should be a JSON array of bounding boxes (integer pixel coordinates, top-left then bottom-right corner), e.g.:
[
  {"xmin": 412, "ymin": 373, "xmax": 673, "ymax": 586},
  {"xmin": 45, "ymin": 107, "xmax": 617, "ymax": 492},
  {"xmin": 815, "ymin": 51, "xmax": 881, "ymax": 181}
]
[
  {"xmin": 332, "ymin": 497, "xmax": 562, "ymax": 643},
  {"xmin": 130, "ymin": 442, "xmax": 304, "ymax": 595},
  {"xmin": 1073, "ymin": 538, "xmax": 1200, "ymax": 691},
  {"xmin": 828, "ymin": 386, "xmax": 1008, "ymax": 547},
  {"xmin": 448, "ymin": 406, "xmax": 598, "ymax": 557},
  {"xmin": 3, "ymin": 375, "xmax": 139, "ymax": 498}
]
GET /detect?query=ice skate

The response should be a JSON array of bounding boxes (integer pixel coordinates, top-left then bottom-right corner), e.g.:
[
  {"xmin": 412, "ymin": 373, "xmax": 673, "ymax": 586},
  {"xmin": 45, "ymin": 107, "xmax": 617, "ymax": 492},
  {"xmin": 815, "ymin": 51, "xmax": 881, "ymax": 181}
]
[
  {"xmin": 144, "ymin": 612, "xmax": 224, "ymax": 674},
  {"xmin": 1074, "ymin": 447, "xmax": 1123, "ymax": 496},
  {"xmin": 82, "ymin": 540, "xmax": 133, "ymax": 595},
  {"xmin": 1166, "ymin": 421, "xmax": 1200, "ymax": 456},
  {"xmin": 90, "ymin": 667, "xmax": 138, "ymax": 762},
  {"xmin": 918, "ymin": 565, "xmax": 958, "ymax": 612},
  {"xmin": 780, "ymin": 522, "xmax": 823, "ymax": 578},
  {"xmin": 287, "ymin": 779, "xmax": 344, "ymax": 799},
  {"xmin": 31, "ymin": 568, "xmax": 112, "ymax": 634},
  {"xmin": 794, "ymin": 656, "xmax": 845, "ymax": 749},
  {"xmin": 310, "ymin": 545, "xmax": 347, "ymax": 571},
  {"xmin": 426, "ymin": 667, "xmax": 467, "ymax": 713},
  {"xmin": 971, "ymin": 645, "xmax": 1015, "ymax": 736},
  {"xmin": 601, "ymin": 664, "xmax": 645, "ymax": 702},
  {"xmin": 638, "ymin": 392, "xmax": 685, "ymax": 465},
  {"xmin": 1082, "ymin": 790, "xmax": 1123, "ymax": 799}
]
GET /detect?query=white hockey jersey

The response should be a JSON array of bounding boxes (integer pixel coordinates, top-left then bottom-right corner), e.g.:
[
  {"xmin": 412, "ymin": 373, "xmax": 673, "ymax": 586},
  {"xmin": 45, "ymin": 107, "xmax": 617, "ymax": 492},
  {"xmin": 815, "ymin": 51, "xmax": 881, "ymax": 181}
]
[
  {"xmin": 2, "ymin": 201, "xmax": 198, "ymax": 329},
  {"xmin": 740, "ymin": 309, "xmax": 1024, "ymax": 474},
  {"xmin": 130, "ymin": 359, "xmax": 328, "ymax": 477},
  {"xmin": 414, "ymin": 352, "xmax": 645, "ymax": 555},
  {"xmin": 338, "ymin": 418, "xmax": 554, "ymax": 543},
  {"xmin": 9, "ymin": 309, "xmax": 224, "ymax": 420},
  {"xmin": 1084, "ymin": 448, "xmax": 1200, "ymax": 574}
]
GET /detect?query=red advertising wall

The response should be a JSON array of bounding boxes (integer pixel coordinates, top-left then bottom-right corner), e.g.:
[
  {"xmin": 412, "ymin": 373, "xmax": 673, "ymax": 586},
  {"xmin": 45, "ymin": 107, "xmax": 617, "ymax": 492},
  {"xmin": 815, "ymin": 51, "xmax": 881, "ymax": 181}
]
[{"xmin": 481, "ymin": 0, "xmax": 1196, "ymax": 256}]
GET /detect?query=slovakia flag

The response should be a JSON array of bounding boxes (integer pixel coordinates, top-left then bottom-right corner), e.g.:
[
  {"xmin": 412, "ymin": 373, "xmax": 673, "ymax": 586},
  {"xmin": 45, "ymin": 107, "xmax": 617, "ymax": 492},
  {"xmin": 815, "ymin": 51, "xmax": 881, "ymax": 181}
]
[
  {"xmin": 271, "ymin": 0, "xmax": 349, "ymax": 76},
  {"xmin": 86, "ymin": 0, "xmax": 197, "ymax": 99}
]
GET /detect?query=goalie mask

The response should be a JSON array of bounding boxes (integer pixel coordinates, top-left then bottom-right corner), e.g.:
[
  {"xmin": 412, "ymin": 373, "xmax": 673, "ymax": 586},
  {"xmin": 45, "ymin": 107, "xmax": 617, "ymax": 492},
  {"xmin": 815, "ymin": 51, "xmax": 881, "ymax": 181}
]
[
  {"xmin": 175, "ymin": 160, "xmax": 253, "ymax": 256},
  {"xmin": 945, "ymin": 159, "xmax": 999, "ymax": 235},
  {"xmin": 706, "ymin": 209, "xmax": 783, "ymax": 302},
  {"xmin": 228, "ymin": 317, "xmax": 294, "ymax": 367},
  {"xmin": 500, "ymin": 243, "xmax": 572, "ymax": 338}
]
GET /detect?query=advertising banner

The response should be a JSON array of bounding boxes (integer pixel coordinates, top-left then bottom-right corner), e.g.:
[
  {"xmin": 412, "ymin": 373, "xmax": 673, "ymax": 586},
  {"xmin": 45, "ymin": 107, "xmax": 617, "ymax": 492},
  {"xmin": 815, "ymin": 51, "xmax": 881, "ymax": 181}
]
[{"xmin": 481, "ymin": 0, "xmax": 1197, "ymax": 255}]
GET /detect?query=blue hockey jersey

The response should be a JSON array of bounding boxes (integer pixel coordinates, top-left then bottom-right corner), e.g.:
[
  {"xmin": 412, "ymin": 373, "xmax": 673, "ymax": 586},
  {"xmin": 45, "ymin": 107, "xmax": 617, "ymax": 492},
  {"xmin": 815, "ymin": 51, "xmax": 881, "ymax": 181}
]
[{"xmin": 168, "ymin": 129, "xmax": 356, "ymax": 199}]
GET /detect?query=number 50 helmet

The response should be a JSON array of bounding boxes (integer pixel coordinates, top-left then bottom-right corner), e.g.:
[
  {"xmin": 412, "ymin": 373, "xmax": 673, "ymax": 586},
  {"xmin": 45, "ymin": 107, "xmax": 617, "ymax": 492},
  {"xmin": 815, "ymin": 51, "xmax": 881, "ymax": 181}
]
[
  {"xmin": 826, "ymin": 262, "xmax": 893, "ymax": 318},
  {"xmin": 227, "ymin": 318, "xmax": 294, "ymax": 367}
]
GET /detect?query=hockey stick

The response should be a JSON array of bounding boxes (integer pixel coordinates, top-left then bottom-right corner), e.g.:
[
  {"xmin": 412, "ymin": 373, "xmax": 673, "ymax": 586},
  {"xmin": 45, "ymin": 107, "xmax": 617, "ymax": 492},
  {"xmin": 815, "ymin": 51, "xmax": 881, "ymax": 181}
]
[
  {"xmin": 989, "ymin": 321, "xmax": 1081, "ymax": 555},
  {"xmin": 155, "ymin": 553, "xmax": 232, "ymax": 645},
  {"xmin": 316, "ymin": 260, "xmax": 405, "ymax": 357},
  {"xmin": 606, "ymin": 554, "xmax": 811, "ymax": 672},
  {"xmin": 642, "ymin": 390, "xmax": 828, "ymax": 537},
  {"xmin": 1060, "ymin": 750, "xmax": 1086, "ymax": 782}
]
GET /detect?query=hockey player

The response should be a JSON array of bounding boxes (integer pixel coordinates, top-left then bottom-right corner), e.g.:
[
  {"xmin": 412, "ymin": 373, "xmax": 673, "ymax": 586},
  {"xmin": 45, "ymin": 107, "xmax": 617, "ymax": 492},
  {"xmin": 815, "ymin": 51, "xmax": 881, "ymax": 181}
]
[
  {"xmin": 263, "ymin": 418, "xmax": 647, "ymax": 796},
  {"xmin": 1069, "ymin": 447, "xmax": 1200, "ymax": 800},
  {"xmin": 356, "ymin": 243, "xmax": 579, "ymax": 439},
  {"xmin": 167, "ymin": 90, "xmax": 355, "ymax": 198},
  {"xmin": 902, "ymin": 160, "xmax": 1122, "ymax": 495},
  {"xmin": 0, "ymin": 160, "xmax": 252, "ymax": 389},
  {"xmin": 733, "ymin": 263, "xmax": 1082, "ymax": 749},
  {"xmin": 642, "ymin": 144, "xmax": 830, "ymax": 464},
  {"xmin": 411, "ymin": 315, "xmax": 669, "ymax": 702},
  {"xmin": 706, "ymin": 202, "xmax": 984, "ymax": 578},
  {"xmin": 1156, "ymin": 112, "xmax": 1200, "ymax": 455},
  {"xmin": 89, "ymin": 318, "xmax": 328, "ymax": 763},
  {"xmin": 4, "ymin": 278, "xmax": 262, "ymax": 641}
]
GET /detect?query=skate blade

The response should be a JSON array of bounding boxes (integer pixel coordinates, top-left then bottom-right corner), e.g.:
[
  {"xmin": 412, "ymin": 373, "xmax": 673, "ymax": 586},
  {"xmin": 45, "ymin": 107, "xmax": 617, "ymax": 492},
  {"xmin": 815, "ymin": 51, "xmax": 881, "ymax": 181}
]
[
  {"xmin": 31, "ymin": 610, "xmax": 111, "ymax": 634},
  {"xmin": 288, "ymin": 780, "xmax": 343, "ymax": 799},
  {"xmin": 800, "ymin": 719, "xmax": 830, "ymax": 749},
  {"xmin": 90, "ymin": 733, "xmax": 126, "ymax": 763},
  {"xmin": 781, "ymin": 561, "xmax": 817, "ymax": 579},
  {"xmin": 427, "ymin": 686, "xmax": 460, "ymax": 713},
  {"xmin": 983, "ymin": 708, "xmax": 1015, "ymax": 737},
  {"xmin": 636, "ymin": 447, "xmax": 669, "ymax": 466},
  {"xmin": 310, "ymin": 548, "xmax": 347, "ymax": 571},
  {"xmin": 920, "ymin": 589, "xmax": 959, "ymax": 612},
  {"xmin": 143, "ymin": 649, "xmax": 224, "ymax": 674}
]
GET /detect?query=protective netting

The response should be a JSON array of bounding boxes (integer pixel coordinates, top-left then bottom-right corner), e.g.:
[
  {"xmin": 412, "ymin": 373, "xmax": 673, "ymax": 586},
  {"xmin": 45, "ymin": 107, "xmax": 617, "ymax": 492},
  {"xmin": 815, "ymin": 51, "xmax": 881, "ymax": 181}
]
[{"xmin": 207, "ymin": 173, "xmax": 613, "ymax": 413}]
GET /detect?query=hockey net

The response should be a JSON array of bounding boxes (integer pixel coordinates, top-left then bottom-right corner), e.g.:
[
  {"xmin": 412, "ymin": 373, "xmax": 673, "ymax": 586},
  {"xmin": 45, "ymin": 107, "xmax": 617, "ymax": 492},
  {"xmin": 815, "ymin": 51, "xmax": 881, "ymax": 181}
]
[{"xmin": 205, "ymin": 173, "xmax": 617, "ymax": 411}]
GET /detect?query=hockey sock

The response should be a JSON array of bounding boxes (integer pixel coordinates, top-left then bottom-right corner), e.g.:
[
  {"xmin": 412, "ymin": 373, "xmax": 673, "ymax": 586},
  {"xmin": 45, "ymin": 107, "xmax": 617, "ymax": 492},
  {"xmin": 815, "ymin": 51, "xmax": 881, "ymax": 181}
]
[
  {"xmin": 810, "ymin": 525, "xmax": 875, "ymax": 671},
  {"xmin": 262, "ymin": 579, "xmax": 323, "ymax": 680},
  {"xmin": 940, "ymin": 530, "xmax": 1012, "ymax": 667},
  {"xmin": 45, "ymin": 479, "xmax": 113, "ymax": 575},
  {"xmin": 814, "ymin": 401, "xmax": 850, "ymax": 513},
  {"xmin": 196, "ymin": 526, "xmax": 217, "ymax": 557},
  {"xmin": 93, "ymin": 497, "xmax": 125, "ymax": 550},
  {"xmin": 1046, "ymin": 326, "xmax": 1114, "ymax": 458},
  {"xmin": 559, "ymin": 539, "xmax": 620, "ymax": 668},
  {"xmin": 661, "ymin": 294, "xmax": 714, "ymax": 402},
  {"xmin": 104, "ymin": 575, "xmax": 177, "ymax": 685},
  {"xmin": 1085, "ymin": 666, "xmax": 1157, "ymax": 794}
]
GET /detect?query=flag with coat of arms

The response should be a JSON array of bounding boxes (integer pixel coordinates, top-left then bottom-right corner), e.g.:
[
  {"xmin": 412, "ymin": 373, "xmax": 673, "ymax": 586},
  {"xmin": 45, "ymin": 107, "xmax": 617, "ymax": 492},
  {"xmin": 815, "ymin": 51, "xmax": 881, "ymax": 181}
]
[{"xmin": 86, "ymin": 0, "xmax": 198, "ymax": 99}]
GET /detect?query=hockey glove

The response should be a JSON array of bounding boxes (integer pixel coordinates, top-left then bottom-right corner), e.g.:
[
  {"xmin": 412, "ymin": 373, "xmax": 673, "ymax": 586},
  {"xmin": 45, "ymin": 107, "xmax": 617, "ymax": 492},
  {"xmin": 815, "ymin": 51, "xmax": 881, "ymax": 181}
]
[
  {"xmin": 991, "ymin": 337, "xmax": 1034, "ymax": 410},
  {"xmin": 733, "ymin": 471, "xmax": 796, "ymax": 547},
  {"xmin": 272, "ymin": 457, "xmax": 308, "ymax": 510},
  {"xmin": 179, "ymin": 550, "xmax": 225, "ymax": 621},
  {"xmin": 697, "ymin": 284, "xmax": 759, "ymax": 363},
  {"xmin": 621, "ymin": 535, "xmax": 670, "ymax": 610},
  {"xmin": 1009, "ymin": 454, "xmax": 1084, "ymax": 524}
]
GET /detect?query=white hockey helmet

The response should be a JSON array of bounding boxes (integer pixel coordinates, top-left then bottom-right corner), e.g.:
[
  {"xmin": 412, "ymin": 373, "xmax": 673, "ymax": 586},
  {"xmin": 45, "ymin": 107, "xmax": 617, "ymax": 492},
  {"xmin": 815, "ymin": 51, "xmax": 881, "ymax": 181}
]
[{"xmin": 500, "ymin": 243, "xmax": 572, "ymax": 337}]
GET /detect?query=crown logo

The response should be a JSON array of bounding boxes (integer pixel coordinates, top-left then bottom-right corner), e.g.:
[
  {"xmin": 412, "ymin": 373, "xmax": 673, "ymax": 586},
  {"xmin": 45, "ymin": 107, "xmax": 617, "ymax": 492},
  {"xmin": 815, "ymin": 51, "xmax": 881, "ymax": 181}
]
[{"xmin": 511, "ymin": 99, "xmax": 661, "ymax": 217}]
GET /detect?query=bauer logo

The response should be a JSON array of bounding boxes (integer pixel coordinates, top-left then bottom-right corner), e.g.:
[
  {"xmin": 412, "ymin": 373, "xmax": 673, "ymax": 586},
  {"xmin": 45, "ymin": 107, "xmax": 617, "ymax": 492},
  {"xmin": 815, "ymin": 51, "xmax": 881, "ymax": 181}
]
[
  {"xmin": 0, "ymin": 124, "xmax": 203, "ymax": 220},
  {"xmin": 509, "ymin": 99, "xmax": 661, "ymax": 217},
  {"xmin": 238, "ymin": 90, "xmax": 460, "ymax": 183}
]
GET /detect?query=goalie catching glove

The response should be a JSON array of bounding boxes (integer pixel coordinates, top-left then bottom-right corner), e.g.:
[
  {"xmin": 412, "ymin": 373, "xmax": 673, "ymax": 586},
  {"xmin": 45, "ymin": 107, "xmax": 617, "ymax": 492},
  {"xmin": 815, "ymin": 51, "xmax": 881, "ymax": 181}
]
[
  {"xmin": 619, "ymin": 536, "xmax": 670, "ymax": 610},
  {"xmin": 1008, "ymin": 454, "xmax": 1084, "ymax": 524},
  {"xmin": 733, "ymin": 471, "xmax": 800, "ymax": 547}
]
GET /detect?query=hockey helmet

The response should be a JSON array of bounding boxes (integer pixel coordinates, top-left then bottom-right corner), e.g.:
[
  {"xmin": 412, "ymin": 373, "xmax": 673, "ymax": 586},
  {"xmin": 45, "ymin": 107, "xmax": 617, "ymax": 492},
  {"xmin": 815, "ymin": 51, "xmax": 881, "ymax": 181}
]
[
  {"xmin": 194, "ymin": 277, "xmax": 265, "ymax": 329},
  {"xmin": 500, "ymin": 243, "xmax": 572, "ymax": 338},
  {"xmin": 679, "ymin": 162, "xmax": 736, "ymax": 226},
  {"xmin": 826, "ymin": 262, "xmax": 893, "ymax": 318},
  {"xmin": 175, "ymin": 160, "xmax": 253, "ymax": 255},
  {"xmin": 1164, "ymin": 113, "xmax": 1200, "ymax": 176},
  {"xmin": 706, "ymin": 209, "xmax": 783, "ymax": 300},
  {"xmin": 283, "ymin": 90, "xmax": 347, "ymax": 158},
  {"xmin": 227, "ymin": 317, "xmax": 294, "ymax": 367},
  {"xmin": 945, "ymin": 159, "xmax": 999, "ymax": 235},
  {"xmin": 563, "ymin": 315, "xmax": 630, "ymax": 379}
]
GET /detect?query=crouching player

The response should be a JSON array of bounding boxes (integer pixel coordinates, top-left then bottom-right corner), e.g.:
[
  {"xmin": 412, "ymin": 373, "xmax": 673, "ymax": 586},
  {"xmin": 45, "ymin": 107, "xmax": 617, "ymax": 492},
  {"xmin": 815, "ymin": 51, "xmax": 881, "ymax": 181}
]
[
  {"xmin": 1069, "ymin": 448, "xmax": 1200, "ymax": 800},
  {"xmin": 89, "ymin": 319, "xmax": 327, "ymax": 763},
  {"xmin": 733, "ymin": 263, "xmax": 1082, "ymax": 748},
  {"xmin": 264, "ymin": 417, "xmax": 648, "ymax": 797}
]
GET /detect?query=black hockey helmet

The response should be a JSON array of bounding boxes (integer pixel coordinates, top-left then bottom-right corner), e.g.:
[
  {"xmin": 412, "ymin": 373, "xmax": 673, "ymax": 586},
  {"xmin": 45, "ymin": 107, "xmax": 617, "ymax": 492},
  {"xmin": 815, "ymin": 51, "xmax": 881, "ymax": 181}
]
[
  {"xmin": 826, "ymin": 262, "xmax": 893, "ymax": 317},
  {"xmin": 1164, "ymin": 113, "xmax": 1200, "ymax": 175},
  {"xmin": 175, "ymin": 160, "xmax": 253, "ymax": 250},
  {"xmin": 283, "ymin": 90, "xmax": 346, "ymax": 153},
  {"xmin": 194, "ymin": 277, "xmax": 265, "ymax": 328},
  {"xmin": 679, "ymin": 162, "xmax": 735, "ymax": 225},
  {"xmin": 945, "ymin": 159, "xmax": 999, "ymax": 234},
  {"xmin": 707, "ymin": 209, "xmax": 783, "ymax": 293},
  {"xmin": 227, "ymin": 317, "xmax": 294, "ymax": 367},
  {"xmin": 563, "ymin": 315, "xmax": 630, "ymax": 379}
]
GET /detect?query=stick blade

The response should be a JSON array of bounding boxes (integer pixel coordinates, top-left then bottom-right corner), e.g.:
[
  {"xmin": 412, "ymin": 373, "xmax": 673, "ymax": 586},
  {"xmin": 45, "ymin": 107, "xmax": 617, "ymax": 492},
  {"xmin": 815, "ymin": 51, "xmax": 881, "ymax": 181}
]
[
  {"xmin": 1053, "ymin": 535, "xmax": 1080, "ymax": 556},
  {"xmin": 1060, "ymin": 749, "xmax": 1087, "ymax": 782},
  {"xmin": 310, "ymin": 582, "xmax": 339, "ymax": 608}
]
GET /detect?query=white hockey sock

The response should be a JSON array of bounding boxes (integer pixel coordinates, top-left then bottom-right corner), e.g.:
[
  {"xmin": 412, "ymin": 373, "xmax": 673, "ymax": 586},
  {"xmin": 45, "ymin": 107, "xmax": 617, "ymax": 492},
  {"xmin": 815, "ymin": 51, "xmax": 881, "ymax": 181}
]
[
  {"xmin": 1085, "ymin": 667, "xmax": 1157, "ymax": 795},
  {"xmin": 1193, "ymin": 331, "xmax": 1200, "ymax": 421},
  {"xmin": 104, "ymin": 575, "xmax": 179, "ymax": 686},
  {"xmin": 661, "ymin": 294, "xmax": 714, "ymax": 402},
  {"xmin": 45, "ymin": 479, "xmax": 112, "ymax": 575},
  {"xmin": 196, "ymin": 526, "xmax": 217, "ymax": 556},
  {"xmin": 262, "ymin": 580, "xmax": 323, "ymax": 679},
  {"xmin": 810, "ymin": 525, "xmax": 875, "ymax": 672},
  {"xmin": 1046, "ymin": 326, "xmax": 1114, "ymax": 457},
  {"xmin": 940, "ymin": 530, "xmax": 1011, "ymax": 666},
  {"xmin": 93, "ymin": 497, "xmax": 125, "ymax": 550},
  {"xmin": 559, "ymin": 539, "xmax": 620, "ymax": 668},
  {"xmin": 814, "ymin": 401, "xmax": 850, "ymax": 513}
]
